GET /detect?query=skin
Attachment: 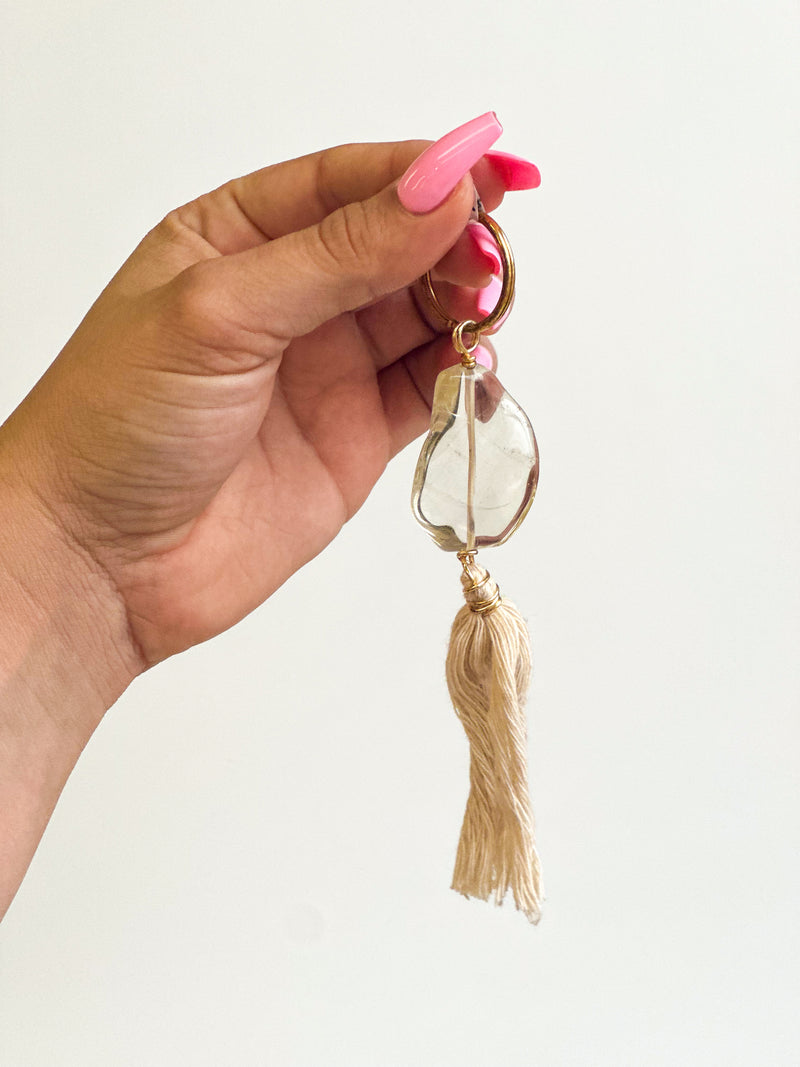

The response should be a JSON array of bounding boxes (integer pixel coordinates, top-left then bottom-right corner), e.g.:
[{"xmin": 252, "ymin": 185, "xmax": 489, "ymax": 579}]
[{"xmin": 0, "ymin": 138, "xmax": 508, "ymax": 919}]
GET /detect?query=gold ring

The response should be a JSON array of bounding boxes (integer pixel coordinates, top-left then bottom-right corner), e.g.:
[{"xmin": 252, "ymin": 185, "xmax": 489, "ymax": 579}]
[{"xmin": 421, "ymin": 210, "xmax": 516, "ymax": 335}]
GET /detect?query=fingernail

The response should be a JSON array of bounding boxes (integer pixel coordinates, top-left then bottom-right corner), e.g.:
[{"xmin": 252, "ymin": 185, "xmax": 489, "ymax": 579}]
[
  {"xmin": 467, "ymin": 220, "xmax": 502, "ymax": 276},
  {"xmin": 474, "ymin": 344, "xmax": 493, "ymax": 369},
  {"xmin": 398, "ymin": 112, "xmax": 503, "ymax": 215},
  {"xmin": 484, "ymin": 150, "xmax": 541, "ymax": 190},
  {"xmin": 476, "ymin": 274, "xmax": 503, "ymax": 318}
]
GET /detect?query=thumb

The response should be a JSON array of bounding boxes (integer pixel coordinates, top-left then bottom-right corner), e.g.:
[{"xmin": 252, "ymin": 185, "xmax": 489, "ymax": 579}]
[{"xmin": 183, "ymin": 113, "xmax": 502, "ymax": 346}]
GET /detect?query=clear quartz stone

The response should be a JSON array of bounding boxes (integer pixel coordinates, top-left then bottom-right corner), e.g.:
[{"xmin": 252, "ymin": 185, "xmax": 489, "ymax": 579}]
[{"xmin": 411, "ymin": 363, "xmax": 539, "ymax": 552}]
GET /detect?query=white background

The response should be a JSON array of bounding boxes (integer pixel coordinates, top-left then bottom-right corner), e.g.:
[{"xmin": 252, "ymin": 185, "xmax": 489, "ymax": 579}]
[{"xmin": 1, "ymin": 2, "xmax": 798, "ymax": 1064}]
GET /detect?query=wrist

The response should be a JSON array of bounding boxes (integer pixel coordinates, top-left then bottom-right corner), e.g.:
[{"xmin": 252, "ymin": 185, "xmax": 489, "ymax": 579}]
[{"xmin": 0, "ymin": 478, "xmax": 143, "ymax": 731}]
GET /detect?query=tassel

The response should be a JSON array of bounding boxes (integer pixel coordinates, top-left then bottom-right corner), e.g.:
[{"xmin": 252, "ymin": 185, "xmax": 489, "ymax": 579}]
[{"xmin": 446, "ymin": 553, "xmax": 543, "ymax": 924}]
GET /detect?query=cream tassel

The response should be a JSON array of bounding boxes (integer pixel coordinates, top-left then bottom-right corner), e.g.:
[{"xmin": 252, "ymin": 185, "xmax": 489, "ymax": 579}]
[{"xmin": 446, "ymin": 554, "xmax": 543, "ymax": 923}]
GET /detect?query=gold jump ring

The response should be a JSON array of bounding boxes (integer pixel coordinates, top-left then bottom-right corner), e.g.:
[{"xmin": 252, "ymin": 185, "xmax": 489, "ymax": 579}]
[{"xmin": 421, "ymin": 210, "xmax": 516, "ymax": 335}]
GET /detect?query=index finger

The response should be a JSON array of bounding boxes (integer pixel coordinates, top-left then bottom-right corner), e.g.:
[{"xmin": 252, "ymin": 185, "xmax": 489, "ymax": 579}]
[{"xmin": 177, "ymin": 139, "xmax": 511, "ymax": 256}]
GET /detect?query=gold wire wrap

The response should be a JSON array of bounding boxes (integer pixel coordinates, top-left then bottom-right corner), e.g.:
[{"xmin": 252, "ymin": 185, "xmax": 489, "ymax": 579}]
[
  {"xmin": 421, "ymin": 210, "xmax": 516, "ymax": 337},
  {"xmin": 457, "ymin": 551, "xmax": 502, "ymax": 615},
  {"xmin": 452, "ymin": 320, "xmax": 480, "ymax": 364},
  {"xmin": 427, "ymin": 213, "xmax": 517, "ymax": 614},
  {"xmin": 469, "ymin": 589, "xmax": 502, "ymax": 615}
]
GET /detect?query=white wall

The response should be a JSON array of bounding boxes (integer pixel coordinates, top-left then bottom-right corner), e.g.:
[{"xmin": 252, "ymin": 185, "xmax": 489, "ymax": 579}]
[{"xmin": 1, "ymin": 2, "xmax": 798, "ymax": 1064}]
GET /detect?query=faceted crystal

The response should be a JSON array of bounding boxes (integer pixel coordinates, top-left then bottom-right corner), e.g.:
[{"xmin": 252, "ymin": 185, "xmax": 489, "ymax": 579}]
[{"xmin": 411, "ymin": 363, "xmax": 538, "ymax": 552}]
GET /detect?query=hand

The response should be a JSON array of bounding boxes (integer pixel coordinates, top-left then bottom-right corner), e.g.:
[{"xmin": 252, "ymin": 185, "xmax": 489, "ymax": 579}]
[{"xmin": 0, "ymin": 113, "xmax": 538, "ymax": 669}]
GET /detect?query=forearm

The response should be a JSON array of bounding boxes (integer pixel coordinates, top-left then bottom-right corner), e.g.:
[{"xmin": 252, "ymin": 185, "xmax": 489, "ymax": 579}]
[{"xmin": 0, "ymin": 476, "xmax": 141, "ymax": 920}]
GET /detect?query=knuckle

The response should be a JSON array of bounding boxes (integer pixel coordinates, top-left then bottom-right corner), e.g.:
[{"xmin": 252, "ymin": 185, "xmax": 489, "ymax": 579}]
[
  {"xmin": 318, "ymin": 201, "xmax": 369, "ymax": 268},
  {"xmin": 153, "ymin": 203, "xmax": 201, "ymax": 245},
  {"xmin": 166, "ymin": 261, "xmax": 225, "ymax": 340},
  {"xmin": 314, "ymin": 201, "xmax": 384, "ymax": 306},
  {"xmin": 314, "ymin": 144, "xmax": 354, "ymax": 213},
  {"xmin": 155, "ymin": 206, "xmax": 187, "ymax": 242}
]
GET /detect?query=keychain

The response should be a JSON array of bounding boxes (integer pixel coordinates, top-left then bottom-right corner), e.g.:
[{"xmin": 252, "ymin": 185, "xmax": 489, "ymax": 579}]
[{"xmin": 411, "ymin": 204, "xmax": 543, "ymax": 923}]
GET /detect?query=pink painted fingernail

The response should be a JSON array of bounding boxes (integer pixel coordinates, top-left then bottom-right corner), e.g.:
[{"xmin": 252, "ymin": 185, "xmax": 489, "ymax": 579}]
[
  {"xmin": 484, "ymin": 150, "xmax": 541, "ymax": 190},
  {"xmin": 398, "ymin": 112, "xmax": 503, "ymax": 215},
  {"xmin": 477, "ymin": 274, "xmax": 503, "ymax": 318},
  {"xmin": 467, "ymin": 220, "xmax": 502, "ymax": 275},
  {"xmin": 474, "ymin": 344, "xmax": 493, "ymax": 369}
]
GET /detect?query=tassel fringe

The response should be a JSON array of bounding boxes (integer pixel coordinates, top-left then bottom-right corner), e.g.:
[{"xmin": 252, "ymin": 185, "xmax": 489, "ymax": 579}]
[{"xmin": 445, "ymin": 556, "xmax": 543, "ymax": 924}]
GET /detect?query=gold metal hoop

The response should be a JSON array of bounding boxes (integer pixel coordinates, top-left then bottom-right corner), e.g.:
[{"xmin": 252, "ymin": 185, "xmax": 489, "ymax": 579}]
[{"xmin": 421, "ymin": 210, "xmax": 516, "ymax": 335}]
